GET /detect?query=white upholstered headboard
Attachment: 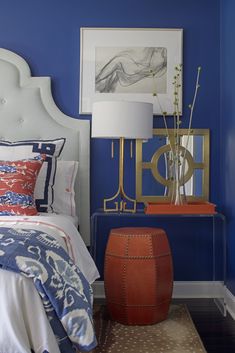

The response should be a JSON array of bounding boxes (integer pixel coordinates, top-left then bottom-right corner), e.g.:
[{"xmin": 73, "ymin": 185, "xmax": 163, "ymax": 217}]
[{"xmin": 0, "ymin": 48, "xmax": 90, "ymax": 245}]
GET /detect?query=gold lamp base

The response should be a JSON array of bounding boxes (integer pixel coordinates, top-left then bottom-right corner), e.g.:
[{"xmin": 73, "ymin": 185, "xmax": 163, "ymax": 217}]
[
  {"xmin": 103, "ymin": 137, "xmax": 136, "ymax": 213},
  {"xmin": 104, "ymin": 187, "xmax": 136, "ymax": 213}
]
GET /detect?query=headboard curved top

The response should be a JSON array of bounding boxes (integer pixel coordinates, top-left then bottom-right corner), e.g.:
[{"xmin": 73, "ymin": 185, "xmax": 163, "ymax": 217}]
[{"xmin": 0, "ymin": 48, "xmax": 90, "ymax": 244}]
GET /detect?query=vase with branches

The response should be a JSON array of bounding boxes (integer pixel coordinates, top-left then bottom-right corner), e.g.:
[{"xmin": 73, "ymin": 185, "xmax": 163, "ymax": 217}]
[{"xmin": 151, "ymin": 64, "xmax": 201, "ymax": 205}]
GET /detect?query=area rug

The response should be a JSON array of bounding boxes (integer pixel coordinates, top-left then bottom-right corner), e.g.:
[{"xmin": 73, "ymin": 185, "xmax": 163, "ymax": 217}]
[{"xmin": 89, "ymin": 304, "xmax": 207, "ymax": 353}]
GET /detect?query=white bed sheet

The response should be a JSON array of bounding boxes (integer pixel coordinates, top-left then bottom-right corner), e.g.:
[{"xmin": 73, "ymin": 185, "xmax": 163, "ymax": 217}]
[
  {"xmin": 0, "ymin": 269, "xmax": 61, "ymax": 353},
  {"xmin": 38, "ymin": 212, "xmax": 79, "ymax": 227},
  {"xmin": 0, "ymin": 215, "xmax": 99, "ymax": 353}
]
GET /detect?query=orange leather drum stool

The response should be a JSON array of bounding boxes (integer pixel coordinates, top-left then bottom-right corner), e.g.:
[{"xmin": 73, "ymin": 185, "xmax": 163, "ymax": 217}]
[{"xmin": 104, "ymin": 227, "xmax": 173, "ymax": 325}]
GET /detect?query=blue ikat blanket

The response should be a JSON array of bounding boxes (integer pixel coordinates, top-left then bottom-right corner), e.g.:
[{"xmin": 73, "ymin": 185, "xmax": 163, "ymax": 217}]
[{"xmin": 0, "ymin": 227, "xmax": 97, "ymax": 352}]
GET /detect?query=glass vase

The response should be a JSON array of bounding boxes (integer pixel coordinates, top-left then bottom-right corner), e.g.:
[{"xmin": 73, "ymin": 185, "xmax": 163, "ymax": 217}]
[{"xmin": 167, "ymin": 152, "xmax": 187, "ymax": 205}]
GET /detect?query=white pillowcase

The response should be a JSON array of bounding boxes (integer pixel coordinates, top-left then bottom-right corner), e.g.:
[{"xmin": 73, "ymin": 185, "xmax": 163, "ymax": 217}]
[{"xmin": 50, "ymin": 160, "xmax": 78, "ymax": 218}]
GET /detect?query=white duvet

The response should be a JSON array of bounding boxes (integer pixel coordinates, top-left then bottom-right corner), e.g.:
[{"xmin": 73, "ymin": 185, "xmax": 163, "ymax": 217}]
[{"xmin": 0, "ymin": 215, "xmax": 99, "ymax": 353}]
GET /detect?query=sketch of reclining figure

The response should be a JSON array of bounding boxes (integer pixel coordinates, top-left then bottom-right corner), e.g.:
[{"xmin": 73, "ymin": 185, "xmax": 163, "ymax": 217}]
[{"xmin": 95, "ymin": 47, "xmax": 167, "ymax": 93}]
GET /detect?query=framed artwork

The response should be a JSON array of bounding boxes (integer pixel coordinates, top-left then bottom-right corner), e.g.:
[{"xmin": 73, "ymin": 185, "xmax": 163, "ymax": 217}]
[{"xmin": 79, "ymin": 27, "xmax": 183, "ymax": 115}]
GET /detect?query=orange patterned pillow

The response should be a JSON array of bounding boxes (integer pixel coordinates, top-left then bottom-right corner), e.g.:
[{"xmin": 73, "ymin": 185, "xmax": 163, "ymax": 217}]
[{"xmin": 0, "ymin": 157, "xmax": 44, "ymax": 216}]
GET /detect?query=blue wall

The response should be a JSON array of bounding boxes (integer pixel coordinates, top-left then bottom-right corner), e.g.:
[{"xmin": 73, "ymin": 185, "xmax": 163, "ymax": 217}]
[
  {"xmin": 0, "ymin": 1, "xmax": 223, "ymax": 280},
  {"xmin": 0, "ymin": 0, "xmax": 221, "ymax": 212},
  {"xmin": 220, "ymin": 0, "xmax": 235, "ymax": 294}
]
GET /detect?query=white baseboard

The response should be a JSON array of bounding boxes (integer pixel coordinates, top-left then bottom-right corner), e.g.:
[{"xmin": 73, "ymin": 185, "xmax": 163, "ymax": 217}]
[
  {"xmin": 92, "ymin": 281, "xmax": 106, "ymax": 299},
  {"xmin": 92, "ymin": 281, "xmax": 235, "ymax": 321},
  {"xmin": 92, "ymin": 280, "xmax": 225, "ymax": 299},
  {"xmin": 172, "ymin": 281, "xmax": 224, "ymax": 298},
  {"xmin": 224, "ymin": 287, "xmax": 235, "ymax": 320}
]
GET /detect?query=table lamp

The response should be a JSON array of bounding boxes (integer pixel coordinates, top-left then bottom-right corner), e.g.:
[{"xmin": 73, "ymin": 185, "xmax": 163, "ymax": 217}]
[{"xmin": 92, "ymin": 100, "xmax": 153, "ymax": 213}]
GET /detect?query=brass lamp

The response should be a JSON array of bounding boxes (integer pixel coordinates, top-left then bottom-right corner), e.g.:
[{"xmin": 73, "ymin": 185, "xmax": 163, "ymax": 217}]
[{"xmin": 92, "ymin": 100, "xmax": 153, "ymax": 213}]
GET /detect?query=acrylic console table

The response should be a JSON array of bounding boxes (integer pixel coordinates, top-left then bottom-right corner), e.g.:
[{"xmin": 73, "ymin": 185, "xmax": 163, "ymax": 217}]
[{"xmin": 91, "ymin": 210, "xmax": 226, "ymax": 316}]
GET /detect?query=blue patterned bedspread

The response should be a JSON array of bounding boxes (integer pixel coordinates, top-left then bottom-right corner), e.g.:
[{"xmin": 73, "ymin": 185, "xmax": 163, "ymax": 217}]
[{"xmin": 0, "ymin": 227, "xmax": 97, "ymax": 352}]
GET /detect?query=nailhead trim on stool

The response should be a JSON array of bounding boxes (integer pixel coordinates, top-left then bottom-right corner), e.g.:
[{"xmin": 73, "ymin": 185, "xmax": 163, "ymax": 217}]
[{"xmin": 104, "ymin": 227, "xmax": 173, "ymax": 325}]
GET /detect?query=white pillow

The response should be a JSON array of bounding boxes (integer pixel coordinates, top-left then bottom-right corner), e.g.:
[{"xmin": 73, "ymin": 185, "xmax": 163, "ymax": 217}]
[
  {"xmin": 0, "ymin": 138, "xmax": 65, "ymax": 212},
  {"xmin": 50, "ymin": 160, "xmax": 78, "ymax": 218}
]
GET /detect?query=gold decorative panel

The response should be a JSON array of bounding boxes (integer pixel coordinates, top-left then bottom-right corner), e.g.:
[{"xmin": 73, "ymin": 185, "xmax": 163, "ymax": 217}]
[{"xmin": 136, "ymin": 129, "xmax": 210, "ymax": 203}]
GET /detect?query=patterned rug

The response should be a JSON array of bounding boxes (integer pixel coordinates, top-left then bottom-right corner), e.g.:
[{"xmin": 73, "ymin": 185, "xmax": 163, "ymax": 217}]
[{"xmin": 89, "ymin": 304, "xmax": 207, "ymax": 353}]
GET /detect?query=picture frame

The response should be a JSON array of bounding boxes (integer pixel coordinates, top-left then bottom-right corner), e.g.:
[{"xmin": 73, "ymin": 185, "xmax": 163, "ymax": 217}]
[
  {"xmin": 135, "ymin": 128, "xmax": 210, "ymax": 204},
  {"xmin": 79, "ymin": 27, "xmax": 183, "ymax": 115}
]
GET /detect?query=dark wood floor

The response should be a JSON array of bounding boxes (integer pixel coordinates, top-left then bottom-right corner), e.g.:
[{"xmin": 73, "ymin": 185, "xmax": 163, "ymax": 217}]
[
  {"xmin": 94, "ymin": 298, "xmax": 235, "ymax": 353},
  {"xmin": 176, "ymin": 299, "xmax": 235, "ymax": 353}
]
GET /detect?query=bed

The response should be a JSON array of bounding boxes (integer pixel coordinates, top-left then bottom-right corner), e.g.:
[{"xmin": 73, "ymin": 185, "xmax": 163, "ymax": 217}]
[{"xmin": 0, "ymin": 48, "xmax": 99, "ymax": 353}]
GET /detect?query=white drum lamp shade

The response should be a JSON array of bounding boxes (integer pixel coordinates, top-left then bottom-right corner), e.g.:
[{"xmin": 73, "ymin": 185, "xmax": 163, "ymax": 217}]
[{"xmin": 92, "ymin": 101, "xmax": 153, "ymax": 139}]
